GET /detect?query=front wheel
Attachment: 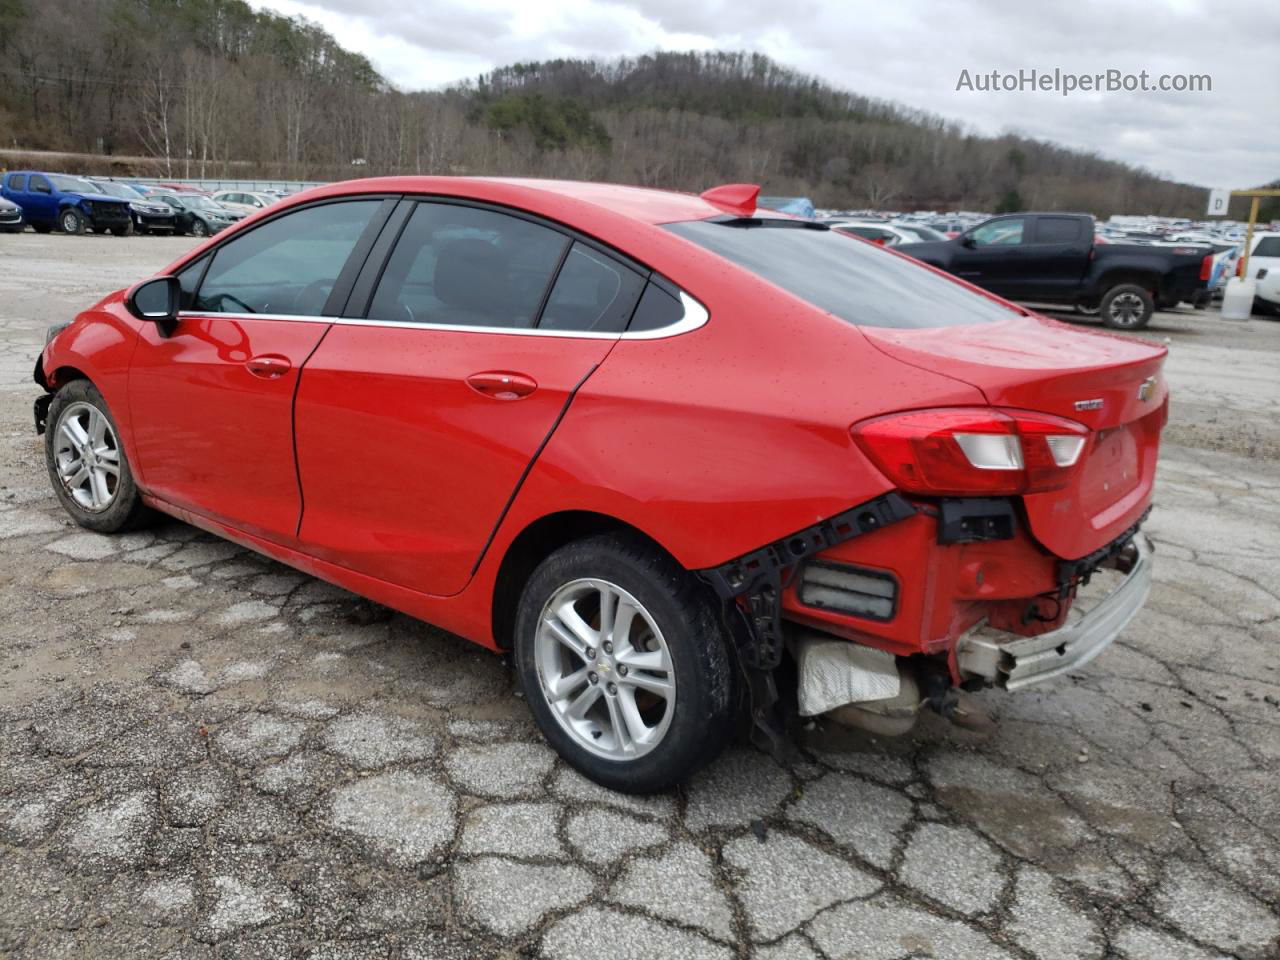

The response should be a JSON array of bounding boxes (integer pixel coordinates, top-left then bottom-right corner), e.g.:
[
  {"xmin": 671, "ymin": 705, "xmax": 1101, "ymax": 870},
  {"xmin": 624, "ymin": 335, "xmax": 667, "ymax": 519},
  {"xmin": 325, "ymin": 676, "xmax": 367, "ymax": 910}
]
[
  {"xmin": 514, "ymin": 533, "xmax": 735, "ymax": 793},
  {"xmin": 189, "ymin": 219, "xmax": 209, "ymax": 237},
  {"xmin": 1100, "ymin": 284, "xmax": 1154, "ymax": 330},
  {"xmin": 44, "ymin": 381, "xmax": 152, "ymax": 532},
  {"xmin": 60, "ymin": 209, "xmax": 86, "ymax": 235}
]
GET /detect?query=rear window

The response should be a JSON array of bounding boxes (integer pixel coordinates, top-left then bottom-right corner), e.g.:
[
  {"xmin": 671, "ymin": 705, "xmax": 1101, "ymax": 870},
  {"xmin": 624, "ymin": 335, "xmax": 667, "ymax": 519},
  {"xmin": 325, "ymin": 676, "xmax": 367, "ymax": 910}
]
[
  {"xmin": 1035, "ymin": 217, "xmax": 1084, "ymax": 243},
  {"xmin": 665, "ymin": 220, "xmax": 1017, "ymax": 329},
  {"xmin": 1253, "ymin": 237, "xmax": 1280, "ymax": 258}
]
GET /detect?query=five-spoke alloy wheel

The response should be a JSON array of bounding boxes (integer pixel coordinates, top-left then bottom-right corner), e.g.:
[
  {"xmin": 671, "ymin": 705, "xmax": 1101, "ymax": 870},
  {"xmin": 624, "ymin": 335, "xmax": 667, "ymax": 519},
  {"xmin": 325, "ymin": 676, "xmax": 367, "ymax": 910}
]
[{"xmin": 515, "ymin": 533, "xmax": 735, "ymax": 793}]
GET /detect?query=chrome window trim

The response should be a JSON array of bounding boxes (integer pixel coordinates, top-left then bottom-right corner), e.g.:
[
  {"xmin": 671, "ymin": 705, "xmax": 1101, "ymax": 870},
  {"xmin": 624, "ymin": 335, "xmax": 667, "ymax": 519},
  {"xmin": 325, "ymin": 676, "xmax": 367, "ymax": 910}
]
[{"xmin": 175, "ymin": 291, "xmax": 709, "ymax": 340}]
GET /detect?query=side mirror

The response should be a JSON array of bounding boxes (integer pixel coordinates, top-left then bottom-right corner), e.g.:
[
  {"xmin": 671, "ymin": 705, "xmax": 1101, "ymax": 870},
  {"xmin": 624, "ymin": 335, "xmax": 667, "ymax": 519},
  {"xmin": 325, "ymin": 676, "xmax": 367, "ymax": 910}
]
[
  {"xmin": 126, "ymin": 276, "xmax": 181, "ymax": 328},
  {"xmin": 960, "ymin": 234, "xmax": 977, "ymax": 248}
]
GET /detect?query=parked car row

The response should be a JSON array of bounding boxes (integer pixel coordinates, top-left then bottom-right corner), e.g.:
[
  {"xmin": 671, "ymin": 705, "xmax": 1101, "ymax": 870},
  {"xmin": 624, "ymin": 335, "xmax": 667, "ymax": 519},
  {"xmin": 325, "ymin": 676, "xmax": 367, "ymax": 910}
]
[{"xmin": 0, "ymin": 171, "xmax": 285, "ymax": 238}]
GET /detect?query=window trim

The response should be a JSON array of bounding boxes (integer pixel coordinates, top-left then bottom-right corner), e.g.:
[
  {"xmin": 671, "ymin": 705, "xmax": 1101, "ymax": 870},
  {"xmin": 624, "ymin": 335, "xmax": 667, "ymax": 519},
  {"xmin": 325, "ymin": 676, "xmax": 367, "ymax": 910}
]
[{"xmin": 169, "ymin": 191, "xmax": 709, "ymax": 340}]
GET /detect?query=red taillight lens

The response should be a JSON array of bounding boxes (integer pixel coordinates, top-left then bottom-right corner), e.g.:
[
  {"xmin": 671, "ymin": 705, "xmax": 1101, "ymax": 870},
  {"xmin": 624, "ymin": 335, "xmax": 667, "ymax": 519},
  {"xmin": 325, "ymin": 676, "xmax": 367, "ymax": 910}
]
[
  {"xmin": 851, "ymin": 408, "xmax": 1091, "ymax": 496},
  {"xmin": 1200, "ymin": 254, "xmax": 1213, "ymax": 281}
]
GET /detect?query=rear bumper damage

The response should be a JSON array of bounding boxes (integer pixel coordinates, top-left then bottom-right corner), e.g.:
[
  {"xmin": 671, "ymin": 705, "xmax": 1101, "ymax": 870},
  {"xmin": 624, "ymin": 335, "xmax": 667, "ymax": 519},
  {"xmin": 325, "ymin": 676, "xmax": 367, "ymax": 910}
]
[{"xmin": 956, "ymin": 533, "xmax": 1152, "ymax": 690}]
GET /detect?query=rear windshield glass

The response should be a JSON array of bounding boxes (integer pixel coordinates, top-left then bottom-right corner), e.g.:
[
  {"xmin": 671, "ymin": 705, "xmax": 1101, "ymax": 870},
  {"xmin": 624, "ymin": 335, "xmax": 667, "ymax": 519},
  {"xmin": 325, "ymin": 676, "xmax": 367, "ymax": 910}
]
[
  {"xmin": 666, "ymin": 220, "xmax": 1017, "ymax": 328},
  {"xmin": 1253, "ymin": 237, "xmax": 1280, "ymax": 258}
]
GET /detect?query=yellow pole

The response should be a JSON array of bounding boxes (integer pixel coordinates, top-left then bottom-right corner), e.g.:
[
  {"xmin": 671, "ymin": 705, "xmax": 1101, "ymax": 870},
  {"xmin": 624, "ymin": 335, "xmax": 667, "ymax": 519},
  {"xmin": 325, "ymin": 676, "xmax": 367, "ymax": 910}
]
[{"xmin": 1240, "ymin": 196, "xmax": 1261, "ymax": 280}]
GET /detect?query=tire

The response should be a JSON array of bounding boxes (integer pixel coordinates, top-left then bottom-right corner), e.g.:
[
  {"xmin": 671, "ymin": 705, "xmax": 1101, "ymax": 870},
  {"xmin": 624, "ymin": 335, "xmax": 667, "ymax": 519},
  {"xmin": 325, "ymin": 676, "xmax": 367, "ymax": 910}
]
[
  {"xmin": 190, "ymin": 219, "xmax": 209, "ymax": 237},
  {"xmin": 32, "ymin": 222, "xmax": 53, "ymax": 234},
  {"xmin": 1099, "ymin": 284, "xmax": 1154, "ymax": 330},
  {"xmin": 44, "ymin": 380, "xmax": 152, "ymax": 533},
  {"xmin": 92, "ymin": 226, "xmax": 107, "ymax": 235},
  {"xmin": 111, "ymin": 223, "xmax": 132, "ymax": 237},
  {"xmin": 1074, "ymin": 303, "xmax": 1100, "ymax": 317},
  {"xmin": 60, "ymin": 209, "xmax": 86, "ymax": 235},
  {"xmin": 514, "ymin": 532, "xmax": 735, "ymax": 793}
]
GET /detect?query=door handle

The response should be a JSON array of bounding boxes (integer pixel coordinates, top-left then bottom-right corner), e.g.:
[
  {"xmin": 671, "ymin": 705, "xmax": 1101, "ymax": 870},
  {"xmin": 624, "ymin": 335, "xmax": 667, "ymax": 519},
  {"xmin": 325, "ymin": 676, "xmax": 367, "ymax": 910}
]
[
  {"xmin": 466, "ymin": 371, "xmax": 537, "ymax": 400},
  {"xmin": 245, "ymin": 354, "xmax": 291, "ymax": 379}
]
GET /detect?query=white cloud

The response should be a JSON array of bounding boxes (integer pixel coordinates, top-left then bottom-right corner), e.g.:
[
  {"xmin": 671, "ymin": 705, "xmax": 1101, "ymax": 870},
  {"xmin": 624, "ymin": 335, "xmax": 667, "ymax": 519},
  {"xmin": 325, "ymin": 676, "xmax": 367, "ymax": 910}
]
[{"xmin": 252, "ymin": 0, "xmax": 1279, "ymax": 187}]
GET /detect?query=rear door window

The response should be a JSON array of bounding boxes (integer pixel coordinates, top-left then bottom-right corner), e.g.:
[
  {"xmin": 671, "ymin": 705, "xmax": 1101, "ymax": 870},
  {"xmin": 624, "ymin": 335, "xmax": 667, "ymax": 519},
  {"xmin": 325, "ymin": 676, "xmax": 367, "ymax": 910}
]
[
  {"xmin": 193, "ymin": 200, "xmax": 379, "ymax": 316},
  {"xmin": 9, "ymin": 174, "xmax": 27, "ymax": 191},
  {"xmin": 666, "ymin": 219, "xmax": 1018, "ymax": 329},
  {"xmin": 367, "ymin": 202, "xmax": 569, "ymax": 329},
  {"xmin": 1034, "ymin": 217, "xmax": 1085, "ymax": 244},
  {"xmin": 538, "ymin": 242, "xmax": 645, "ymax": 333}
]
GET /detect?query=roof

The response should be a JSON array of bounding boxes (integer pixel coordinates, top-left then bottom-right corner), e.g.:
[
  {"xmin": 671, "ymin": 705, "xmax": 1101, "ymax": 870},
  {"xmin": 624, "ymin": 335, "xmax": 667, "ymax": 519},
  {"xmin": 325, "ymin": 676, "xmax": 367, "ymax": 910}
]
[{"xmin": 287, "ymin": 176, "xmax": 795, "ymax": 227}]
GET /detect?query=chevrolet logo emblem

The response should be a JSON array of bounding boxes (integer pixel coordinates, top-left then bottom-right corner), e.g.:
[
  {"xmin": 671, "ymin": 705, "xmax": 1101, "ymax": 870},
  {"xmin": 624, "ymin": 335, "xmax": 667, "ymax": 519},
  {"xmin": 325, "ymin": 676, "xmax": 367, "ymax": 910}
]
[{"xmin": 1137, "ymin": 376, "xmax": 1158, "ymax": 402}]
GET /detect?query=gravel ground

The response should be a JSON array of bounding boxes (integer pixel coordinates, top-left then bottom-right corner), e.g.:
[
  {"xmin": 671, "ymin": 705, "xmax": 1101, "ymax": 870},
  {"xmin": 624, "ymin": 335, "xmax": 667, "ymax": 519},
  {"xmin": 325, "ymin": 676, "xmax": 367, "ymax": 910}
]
[{"xmin": 1, "ymin": 232, "xmax": 1278, "ymax": 959}]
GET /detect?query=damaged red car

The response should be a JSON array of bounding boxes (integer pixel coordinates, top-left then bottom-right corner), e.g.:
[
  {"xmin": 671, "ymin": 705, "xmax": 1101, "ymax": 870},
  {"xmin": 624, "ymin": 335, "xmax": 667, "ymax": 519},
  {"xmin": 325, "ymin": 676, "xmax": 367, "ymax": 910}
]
[{"xmin": 34, "ymin": 177, "xmax": 1165, "ymax": 793}]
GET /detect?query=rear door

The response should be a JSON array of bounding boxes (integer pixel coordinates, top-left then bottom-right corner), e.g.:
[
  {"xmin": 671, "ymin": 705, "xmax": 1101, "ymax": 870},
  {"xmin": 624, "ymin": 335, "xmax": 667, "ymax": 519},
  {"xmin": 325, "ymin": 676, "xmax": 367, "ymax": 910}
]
[
  {"xmin": 26, "ymin": 175, "xmax": 56, "ymax": 224},
  {"xmin": 294, "ymin": 199, "xmax": 646, "ymax": 596},
  {"xmin": 1022, "ymin": 215, "xmax": 1091, "ymax": 301},
  {"xmin": 129, "ymin": 198, "xmax": 389, "ymax": 544}
]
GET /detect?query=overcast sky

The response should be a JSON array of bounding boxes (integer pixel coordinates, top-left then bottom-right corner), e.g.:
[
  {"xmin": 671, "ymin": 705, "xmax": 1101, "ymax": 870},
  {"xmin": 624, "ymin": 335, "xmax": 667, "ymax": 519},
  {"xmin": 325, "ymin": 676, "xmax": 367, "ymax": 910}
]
[{"xmin": 253, "ymin": 0, "xmax": 1277, "ymax": 189}]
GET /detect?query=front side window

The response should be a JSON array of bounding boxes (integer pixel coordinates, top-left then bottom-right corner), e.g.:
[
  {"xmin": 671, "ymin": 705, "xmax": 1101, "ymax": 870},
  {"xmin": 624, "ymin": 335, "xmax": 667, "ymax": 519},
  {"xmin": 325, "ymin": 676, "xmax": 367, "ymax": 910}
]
[
  {"xmin": 368, "ymin": 202, "xmax": 569, "ymax": 328},
  {"xmin": 969, "ymin": 218, "xmax": 1025, "ymax": 246},
  {"xmin": 193, "ymin": 200, "xmax": 378, "ymax": 316},
  {"xmin": 666, "ymin": 220, "xmax": 1018, "ymax": 329},
  {"xmin": 538, "ymin": 242, "xmax": 645, "ymax": 333},
  {"xmin": 31, "ymin": 176, "xmax": 51, "ymax": 194}
]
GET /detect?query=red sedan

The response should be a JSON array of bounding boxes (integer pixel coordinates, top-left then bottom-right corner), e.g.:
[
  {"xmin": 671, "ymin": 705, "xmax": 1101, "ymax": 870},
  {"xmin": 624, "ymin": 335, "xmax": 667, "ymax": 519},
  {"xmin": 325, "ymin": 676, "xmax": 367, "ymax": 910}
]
[{"xmin": 34, "ymin": 178, "xmax": 1165, "ymax": 792}]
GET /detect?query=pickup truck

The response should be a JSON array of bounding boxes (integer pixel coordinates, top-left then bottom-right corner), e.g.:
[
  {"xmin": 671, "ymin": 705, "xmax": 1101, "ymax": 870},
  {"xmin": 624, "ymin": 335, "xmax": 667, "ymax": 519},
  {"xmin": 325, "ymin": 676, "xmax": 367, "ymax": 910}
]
[
  {"xmin": 897, "ymin": 213, "xmax": 1214, "ymax": 329},
  {"xmin": 0, "ymin": 171, "xmax": 133, "ymax": 236}
]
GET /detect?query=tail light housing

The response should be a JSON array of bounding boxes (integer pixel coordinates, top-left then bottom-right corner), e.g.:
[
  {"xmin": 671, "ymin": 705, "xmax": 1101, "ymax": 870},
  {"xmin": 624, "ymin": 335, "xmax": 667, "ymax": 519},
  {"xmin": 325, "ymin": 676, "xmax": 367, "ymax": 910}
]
[
  {"xmin": 1200, "ymin": 253, "xmax": 1213, "ymax": 282},
  {"xmin": 852, "ymin": 407, "xmax": 1091, "ymax": 496}
]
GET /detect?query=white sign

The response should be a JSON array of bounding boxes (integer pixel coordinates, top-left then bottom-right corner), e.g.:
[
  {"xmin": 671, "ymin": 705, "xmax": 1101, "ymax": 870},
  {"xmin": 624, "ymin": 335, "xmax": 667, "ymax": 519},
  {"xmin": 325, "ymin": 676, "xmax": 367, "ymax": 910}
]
[{"xmin": 1207, "ymin": 188, "xmax": 1230, "ymax": 216}]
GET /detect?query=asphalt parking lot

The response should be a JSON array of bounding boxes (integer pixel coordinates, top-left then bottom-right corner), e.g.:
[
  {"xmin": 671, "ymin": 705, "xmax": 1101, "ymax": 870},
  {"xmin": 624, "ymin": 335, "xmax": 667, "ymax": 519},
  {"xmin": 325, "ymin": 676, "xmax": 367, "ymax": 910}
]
[{"xmin": 0, "ymin": 232, "xmax": 1277, "ymax": 960}]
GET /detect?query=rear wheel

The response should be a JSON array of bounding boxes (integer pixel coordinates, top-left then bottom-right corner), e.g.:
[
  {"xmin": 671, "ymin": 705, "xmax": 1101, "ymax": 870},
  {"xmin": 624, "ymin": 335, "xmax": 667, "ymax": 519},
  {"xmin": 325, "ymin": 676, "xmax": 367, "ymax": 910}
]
[
  {"xmin": 515, "ymin": 533, "xmax": 735, "ymax": 793},
  {"xmin": 1100, "ymin": 284, "xmax": 1154, "ymax": 330},
  {"xmin": 111, "ymin": 222, "xmax": 132, "ymax": 237},
  {"xmin": 60, "ymin": 209, "xmax": 85, "ymax": 235},
  {"xmin": 44, "ymin": 381, "xmax": 151, "ymax": 533},
  {"xmin": 32, "ymin": 222, "xmax": 53, "ymax": 234}
]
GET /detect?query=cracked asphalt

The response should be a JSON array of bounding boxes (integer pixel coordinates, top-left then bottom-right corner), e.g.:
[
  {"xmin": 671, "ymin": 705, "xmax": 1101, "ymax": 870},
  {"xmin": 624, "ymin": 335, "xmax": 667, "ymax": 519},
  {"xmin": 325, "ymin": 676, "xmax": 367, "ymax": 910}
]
[{"xmin": 1, "ymin": 232, "xmax": 1278, "ymax": 960}]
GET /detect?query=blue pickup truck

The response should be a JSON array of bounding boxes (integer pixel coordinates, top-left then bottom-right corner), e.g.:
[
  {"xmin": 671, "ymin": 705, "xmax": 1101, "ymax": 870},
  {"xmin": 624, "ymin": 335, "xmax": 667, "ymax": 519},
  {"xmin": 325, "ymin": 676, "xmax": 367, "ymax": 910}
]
[{"xmin": 0, "ymin": 171, "xmax": 133, "ymax": 236}]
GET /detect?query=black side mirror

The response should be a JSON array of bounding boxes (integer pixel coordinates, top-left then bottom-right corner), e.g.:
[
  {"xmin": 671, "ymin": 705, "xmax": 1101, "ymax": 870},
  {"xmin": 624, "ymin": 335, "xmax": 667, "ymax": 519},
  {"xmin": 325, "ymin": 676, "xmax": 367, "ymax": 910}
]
[
  {"xmin": 126, "ymin": 276, "xmax": 181, "ymax": 329},
  {"xmin": 960, "ymin": 234, "xmax": 976, "ymax": 248}
]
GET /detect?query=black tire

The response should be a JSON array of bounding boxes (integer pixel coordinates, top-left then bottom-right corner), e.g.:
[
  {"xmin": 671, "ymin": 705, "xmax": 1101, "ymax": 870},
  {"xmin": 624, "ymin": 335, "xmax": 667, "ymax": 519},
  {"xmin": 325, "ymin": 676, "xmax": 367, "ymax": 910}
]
[
  {"xmin": 1099, "ymin": 283, "xmax": 1154, "ymax": 330},
  {"xmin": 1253, "ymin": 298, "xmax": 1280, "ymax": 318},
  {"xmin": 32, "ymin": 222, "xmax": 53, "ymax": 234},
  {"xmin": 60, "ymin": 208, "xmax": 86, "ymax": 235},
  {"xmin": 43, "ymin": 380, "xmax": 152, "ymax": 533},
  {"xmin": 190, "ymin": 218, "xmax": 209, "ymax": 237},
  {"xmin": 92, "ymin": 226, "xmax": 107, "ymax": 235},
  {"xmin": 111, "ymin": 223, "xmax": 132, "ymax": 237},
  {"xmin": 514, "ymin": 532, "xmax": 735, "ymax": 793}
]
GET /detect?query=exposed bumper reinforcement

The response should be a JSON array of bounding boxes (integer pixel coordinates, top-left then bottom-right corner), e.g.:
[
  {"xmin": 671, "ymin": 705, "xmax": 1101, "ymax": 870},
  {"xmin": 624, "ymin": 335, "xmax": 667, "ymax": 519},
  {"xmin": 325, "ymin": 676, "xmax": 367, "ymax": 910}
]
[{"xmin": 958, "ymin": 533, "xmax": 1153, "ymax": 691}]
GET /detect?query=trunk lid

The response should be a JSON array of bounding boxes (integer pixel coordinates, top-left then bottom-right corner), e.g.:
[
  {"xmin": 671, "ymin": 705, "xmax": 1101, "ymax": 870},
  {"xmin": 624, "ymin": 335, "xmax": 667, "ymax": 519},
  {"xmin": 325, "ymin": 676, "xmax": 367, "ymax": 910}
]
[{"xmin": 861, "ymin": 314, "xmax": 1167, "ymax": 560}]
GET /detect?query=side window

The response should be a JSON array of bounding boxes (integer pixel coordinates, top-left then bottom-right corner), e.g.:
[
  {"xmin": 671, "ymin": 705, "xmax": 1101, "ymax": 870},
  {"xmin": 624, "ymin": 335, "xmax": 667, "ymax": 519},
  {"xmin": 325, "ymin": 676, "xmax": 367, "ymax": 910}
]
[
  {"xmin": 627, "ymin": 281, "xmax": 687, "ymax": 333},
  {"xmin": 31, "ymin": 176, "xmax": 51, "ymax": 195},
  {"xmin": 368, "ymin": 202, "xmax": 569, "ymax": 329},
  {"xmin": 1035, "ymin": 217, "xmax": 1084, "ymax": 244},
  {"xmin": 970, "ymin": 218, "xmax": 1025, "ymax": 246},
  {"xmin": 194, "ymin": 201, "xmax": 378, "ymax": 316},
  {"xmin": 539, "ymin": 243, "xmax": 645, "ymax": 333},
  {"xmin": 9, "ymin": 174, "xmax": 27, "ymax": 191}
]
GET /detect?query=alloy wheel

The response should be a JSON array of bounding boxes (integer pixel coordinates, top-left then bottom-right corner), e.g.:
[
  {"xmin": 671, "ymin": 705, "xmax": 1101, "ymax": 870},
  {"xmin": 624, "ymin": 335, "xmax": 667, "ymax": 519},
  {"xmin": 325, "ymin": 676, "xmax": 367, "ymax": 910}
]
[
  {"xmin": 534, "ymin": 578, "xmax": 676, "ymax": 760},
  {"xmin": 1107, "ymin": 292, "xmax": 1145, "ymax": 326},
  {"xmin": 53, "ymin": 402, "xmax": 121, "ymax": 512}
]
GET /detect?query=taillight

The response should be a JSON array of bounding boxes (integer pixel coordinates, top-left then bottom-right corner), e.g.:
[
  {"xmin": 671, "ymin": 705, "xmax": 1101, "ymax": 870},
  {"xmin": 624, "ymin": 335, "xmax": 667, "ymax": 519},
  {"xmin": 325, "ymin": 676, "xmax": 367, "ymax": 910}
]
[
  {"xmin": 851, "ymin": 408, "xmax": 1091, "ymax": 496},
  {"xmin": 1199, "ymin": 254, "xmax": 1213, "ymax": 282}
]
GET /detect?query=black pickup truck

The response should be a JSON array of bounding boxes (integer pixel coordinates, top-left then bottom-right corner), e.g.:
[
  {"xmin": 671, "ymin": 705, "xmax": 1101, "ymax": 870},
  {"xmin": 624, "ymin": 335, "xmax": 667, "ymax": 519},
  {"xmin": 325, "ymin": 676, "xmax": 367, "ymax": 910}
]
[{"xmin": 897, "ymin": 213, "xmax": 1214, "ymax": 329}]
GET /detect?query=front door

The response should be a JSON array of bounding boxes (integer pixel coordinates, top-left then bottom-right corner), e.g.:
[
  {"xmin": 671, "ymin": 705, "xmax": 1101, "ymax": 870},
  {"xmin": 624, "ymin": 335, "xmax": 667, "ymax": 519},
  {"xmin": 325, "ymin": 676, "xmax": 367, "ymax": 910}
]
[
  {"xmin": 950, "ymin": 216, "xmax": 1028, "ymax": 297},
  {"xmin": 295, "ymin": 200, "xmax": 647, "ymax": 596},
  {"xmin": 128, "ymin": 198, "xmax": 385, "ymax": 544}
]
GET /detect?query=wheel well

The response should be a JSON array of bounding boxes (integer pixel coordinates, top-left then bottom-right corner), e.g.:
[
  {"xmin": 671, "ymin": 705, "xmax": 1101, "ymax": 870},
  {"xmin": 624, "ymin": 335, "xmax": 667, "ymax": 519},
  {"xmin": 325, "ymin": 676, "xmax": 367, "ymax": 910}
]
[
  {"xmin": 490, "ymin": 511, "xmax": 671, "ymax": 650},
  {"xmin": 45, "ymin": 365, "xmax": 89, "ymax": 390},
  {"xmin": 1098, "ymin": 271, "xmax": 1160, "ymax": 295}
]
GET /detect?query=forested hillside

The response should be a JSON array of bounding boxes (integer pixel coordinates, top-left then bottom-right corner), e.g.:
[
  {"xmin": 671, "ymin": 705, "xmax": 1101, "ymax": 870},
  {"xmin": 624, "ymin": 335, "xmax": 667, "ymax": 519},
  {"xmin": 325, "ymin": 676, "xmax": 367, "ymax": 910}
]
[{"xmin": 0, "ymin": 0, "xmax": 1251, "ymax": 216}]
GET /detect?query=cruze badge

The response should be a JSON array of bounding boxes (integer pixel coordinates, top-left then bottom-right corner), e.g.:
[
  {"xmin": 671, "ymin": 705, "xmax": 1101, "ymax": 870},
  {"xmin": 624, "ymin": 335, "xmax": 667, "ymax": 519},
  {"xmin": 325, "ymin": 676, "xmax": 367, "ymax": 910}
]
[
  {"xmin": 1137, "ymin": 376, "xmax": 1158, "ymax": 402},
  {"xmin": 1074, "ymin": 398, "xmax": 1104, "ymax": 411}
]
